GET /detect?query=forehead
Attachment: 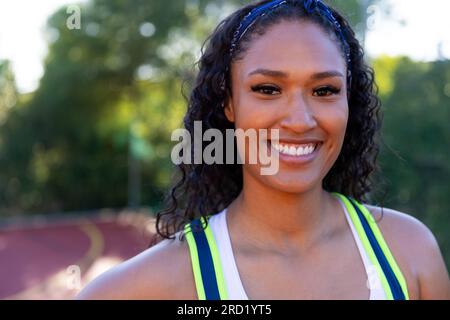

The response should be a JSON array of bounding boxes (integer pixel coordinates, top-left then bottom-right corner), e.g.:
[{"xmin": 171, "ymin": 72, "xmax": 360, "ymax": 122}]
[{"xmin": 233, "ymin": 20, "xmax": 346, "ymax": 79}]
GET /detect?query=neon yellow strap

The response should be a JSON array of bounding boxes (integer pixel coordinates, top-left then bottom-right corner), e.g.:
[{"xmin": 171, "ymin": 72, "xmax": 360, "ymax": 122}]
[
  {"xmin": 332, "ymin": 192, "xmax": 394, "ymax": 299},
  {"xmin": 352, "ymin": 200, "xmax": 409, "ymax": 299},
  {"xmin": 184, "ymin": 222, "xmax": 206, "ymax": 300},
  {"xmin": 184, "ymin": 216, "xmax": 229, "ymax": 300},
  {"xmin": 202, "ymin": 216, "xmax": 229, "ymax": 300}
]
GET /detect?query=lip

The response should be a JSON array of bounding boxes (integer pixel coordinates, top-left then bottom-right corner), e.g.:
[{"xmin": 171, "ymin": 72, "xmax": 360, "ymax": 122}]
[
  {"xmin": 268, "ymin": 141, "xmax": 322, "ymax": 166},
  {"xmin": 274, "ymin": 138, "xmax": 323, "ymax": 145}
]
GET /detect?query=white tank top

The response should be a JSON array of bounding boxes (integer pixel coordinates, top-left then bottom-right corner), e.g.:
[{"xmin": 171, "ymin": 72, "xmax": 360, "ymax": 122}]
[{"xmin": 207, "ymin": 198, "xmax": 386, "ymax": 300}]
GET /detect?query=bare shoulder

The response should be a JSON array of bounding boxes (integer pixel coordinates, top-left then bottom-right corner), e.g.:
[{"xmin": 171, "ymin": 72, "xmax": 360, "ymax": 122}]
[
  {"xmin": 76, "ymin": 232, "xmax": 197, "ymax": 300},
  {"xmin": 364, "ymin": 203, "xmax": 450, "ymax": 299}
]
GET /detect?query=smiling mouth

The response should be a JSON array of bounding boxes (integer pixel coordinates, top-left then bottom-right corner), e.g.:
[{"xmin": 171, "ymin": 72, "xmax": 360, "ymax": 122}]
[{"xmin": 271, "ymin": 141, "xmax": 321, "ymax": 157}]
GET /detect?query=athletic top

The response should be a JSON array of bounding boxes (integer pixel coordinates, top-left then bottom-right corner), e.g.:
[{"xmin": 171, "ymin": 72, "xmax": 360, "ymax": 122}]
[{"xmin": 183, "ymin": 192, "xmax": 409, "ymax": 300}]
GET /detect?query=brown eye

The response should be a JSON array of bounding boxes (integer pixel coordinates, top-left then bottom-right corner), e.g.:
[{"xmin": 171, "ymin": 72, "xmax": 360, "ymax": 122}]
[
  {"xmin": 313, "ymin": 86, "xmax": 341, "ymax": 97},
  {"xmin": 251, "ymin": 85, "xmax": 281, "ymax": 95}
]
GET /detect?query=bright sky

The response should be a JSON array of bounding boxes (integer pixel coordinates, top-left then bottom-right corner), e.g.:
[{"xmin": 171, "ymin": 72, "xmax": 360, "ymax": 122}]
[
  {"xmin": 0, "ymin": 0, "xmax": 449, "ymax": 93},
  {"xmin": 365, "ymin": 0, "xmax": 450, "ymax": 61}
]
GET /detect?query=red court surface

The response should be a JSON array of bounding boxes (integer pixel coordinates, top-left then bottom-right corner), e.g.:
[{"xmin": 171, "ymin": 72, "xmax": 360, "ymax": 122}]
[{"xmin": 0, "ymin": 211, "xmax": 155, "ymax": 299}]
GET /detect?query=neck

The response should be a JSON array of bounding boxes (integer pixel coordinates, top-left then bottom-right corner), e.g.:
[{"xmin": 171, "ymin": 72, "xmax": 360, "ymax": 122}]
[{"xmin": 227, "ymin": 173, "xmax": 338, "ymax": 255}]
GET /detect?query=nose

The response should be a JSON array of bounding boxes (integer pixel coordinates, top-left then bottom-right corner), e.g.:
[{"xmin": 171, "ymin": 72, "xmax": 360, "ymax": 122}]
[{"xmin": 280, "ymin": 93, "xmax": 317, "ymax": 132}]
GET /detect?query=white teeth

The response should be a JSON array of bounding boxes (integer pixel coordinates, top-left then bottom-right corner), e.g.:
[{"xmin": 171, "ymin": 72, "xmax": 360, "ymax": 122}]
[
  {"xmin": 271, "ymin": 142, "xmax": 318, "ymax": 156},
  {"xmin": 301, "ymin": 146, "xmax": 310, "ymax": 156},
  {"xmin": 289, "ymin": 146, "xmax": 297, "ymax": 156}
]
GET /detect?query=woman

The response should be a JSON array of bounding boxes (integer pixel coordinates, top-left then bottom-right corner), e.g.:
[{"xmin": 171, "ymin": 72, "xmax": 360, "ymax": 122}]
[{"xmin": 78, "ymin": 0, "xmax": 450, "ymax": 300}]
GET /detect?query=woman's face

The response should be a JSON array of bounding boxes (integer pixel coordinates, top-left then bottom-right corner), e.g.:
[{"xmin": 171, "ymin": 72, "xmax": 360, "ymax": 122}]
[{"xmin": 225, "ymin": 20, "xmax": 349, "ymax": 194}]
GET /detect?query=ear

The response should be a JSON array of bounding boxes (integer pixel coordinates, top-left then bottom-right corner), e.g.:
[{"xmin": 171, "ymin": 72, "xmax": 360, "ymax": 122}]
[{"xmin": 223, "ymin": 99, "xmax": 235, "ymax": 123}]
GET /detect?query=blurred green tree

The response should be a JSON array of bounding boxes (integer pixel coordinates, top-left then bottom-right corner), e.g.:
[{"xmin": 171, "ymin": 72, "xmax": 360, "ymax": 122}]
[
  {"xmin": 373, "ymin": 56, "xmax": 450, "ymax": 267},
  {"xmin": 0, "ymin": 60, "xmax": 17, "ymax": 127},
  {"xmin": 0, "ymin": 0, "xmax": 244, "ymax": 214}
]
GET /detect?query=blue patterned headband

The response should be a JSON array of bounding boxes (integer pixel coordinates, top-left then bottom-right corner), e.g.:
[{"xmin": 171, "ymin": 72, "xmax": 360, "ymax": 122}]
[{"xmin": 228, "ymin": 0, "xmax": 352, "ymax": 87}]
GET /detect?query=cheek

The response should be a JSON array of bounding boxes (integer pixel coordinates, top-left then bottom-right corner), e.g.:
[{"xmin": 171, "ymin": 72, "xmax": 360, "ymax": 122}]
[
  {"xmin": 232, "ymin": 98, "xmax": 278, "ymax": 166},
  {"xmin": 317, "ymin": 103, "xmax": 348, "ymax": 172},
  {"xmin": 233, "ymin": 96, "xmax": 279, "ymax": 131},
  {"xmin": 318, "ymin": 103, "xmax": 348, "ymax": 141}
]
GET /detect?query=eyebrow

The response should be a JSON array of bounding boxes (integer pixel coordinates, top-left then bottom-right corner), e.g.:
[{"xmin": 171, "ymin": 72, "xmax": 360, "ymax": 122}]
[{"xmin": 247, "ymin": 68, "xmax": 344, "ymax": 80}]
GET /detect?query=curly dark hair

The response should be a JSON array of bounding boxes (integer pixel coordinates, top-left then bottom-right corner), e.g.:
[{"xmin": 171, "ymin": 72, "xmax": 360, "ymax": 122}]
[{"xmin": 153, "ymin": 0, "xmax": 382, "ymax": 243}]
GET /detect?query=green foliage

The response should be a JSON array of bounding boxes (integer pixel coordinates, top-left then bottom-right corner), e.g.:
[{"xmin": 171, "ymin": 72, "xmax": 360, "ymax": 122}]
[
  {"xmin": 373, "ymin": 56, "xmax": 450, "ymax": 266},
  {"xmin": 0, "ymin": 0, "xmax": 243, "ymax": 214},
  {"xmin": 0, "ymin": 60, "xmax": 17, "ymax": 126}
]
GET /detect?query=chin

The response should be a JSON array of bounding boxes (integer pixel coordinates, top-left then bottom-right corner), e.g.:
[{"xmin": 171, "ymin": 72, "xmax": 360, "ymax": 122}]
[
  {"xmin": 272, "ymin": 178, "xmax": 317, "ymax": 194},
  {"xmin": 257, "ymin": 169, "xmax": 322, "ymax": 194}
]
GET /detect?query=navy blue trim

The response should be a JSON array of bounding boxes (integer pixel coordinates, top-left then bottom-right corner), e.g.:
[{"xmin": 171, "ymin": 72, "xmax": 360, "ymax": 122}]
[
  {"xmin": 190, "ymin": 218, "xmax": 221, "ymax": 300},
  {"xmin": 347, "ymin": 197, "xmax": 406, "ymax": 300}
]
